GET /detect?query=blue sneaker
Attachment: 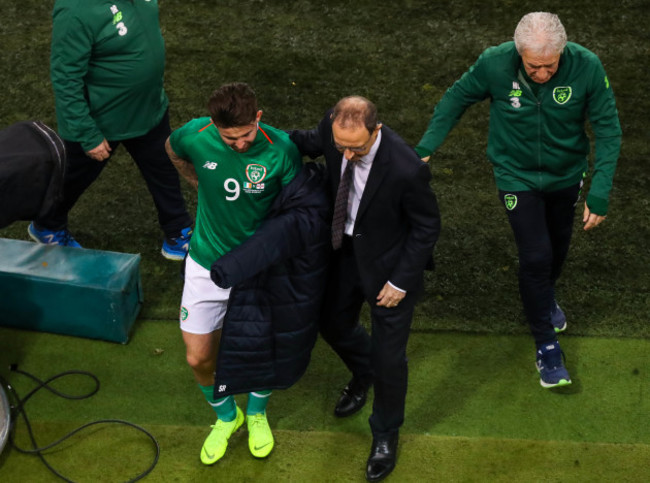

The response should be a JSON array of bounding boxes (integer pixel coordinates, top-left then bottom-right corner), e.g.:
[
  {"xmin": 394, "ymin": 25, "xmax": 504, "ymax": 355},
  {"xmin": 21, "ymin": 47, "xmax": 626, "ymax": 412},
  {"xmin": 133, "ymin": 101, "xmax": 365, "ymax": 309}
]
[
  {"xmin": 28, "ymin": 222, "xmax": 82, "ymax": 248},
  {"xmin": 551, "ymin": 302, "xmax": 567, "ymax": 333},
  {"xmin": 536, "ymin": 342, "xmax": 572, "ymax": 388},
  {"xmin": 161, "ymin": 226, "xmax": 192, "ymax": 261}
]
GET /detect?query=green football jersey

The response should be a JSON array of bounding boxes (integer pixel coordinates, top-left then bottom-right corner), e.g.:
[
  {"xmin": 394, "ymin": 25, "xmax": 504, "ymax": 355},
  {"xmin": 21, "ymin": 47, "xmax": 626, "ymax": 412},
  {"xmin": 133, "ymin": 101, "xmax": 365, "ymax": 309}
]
[{"xmin": 170, "ymin": 118, "xmax": 301, "ymax": 269}]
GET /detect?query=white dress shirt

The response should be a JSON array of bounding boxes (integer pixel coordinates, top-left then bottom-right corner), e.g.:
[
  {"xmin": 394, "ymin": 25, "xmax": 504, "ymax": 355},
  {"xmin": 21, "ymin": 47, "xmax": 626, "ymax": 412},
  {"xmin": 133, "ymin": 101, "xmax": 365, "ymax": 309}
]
[
  {"xmin": 338, "ymin": 131, "xmax": 406, "ymax": 294},
  {"xmin": 341, "ymin": 130, "xmax": 381, "ymax": 236}
]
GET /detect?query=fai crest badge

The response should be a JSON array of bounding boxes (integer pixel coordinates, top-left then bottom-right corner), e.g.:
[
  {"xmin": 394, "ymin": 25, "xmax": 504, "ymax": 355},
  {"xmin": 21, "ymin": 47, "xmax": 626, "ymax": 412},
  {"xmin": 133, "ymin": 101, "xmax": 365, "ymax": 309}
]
[
  {"xmin": 504, "ymin": 194, "xmax": 518, "ymax": 211},
  {"xmin": 552, "ymin": 86, "xmax": 572, "ymax": 105},
  {"xmin": 245, "ymin": 164, "xmax": 267, "ymax": 184}
]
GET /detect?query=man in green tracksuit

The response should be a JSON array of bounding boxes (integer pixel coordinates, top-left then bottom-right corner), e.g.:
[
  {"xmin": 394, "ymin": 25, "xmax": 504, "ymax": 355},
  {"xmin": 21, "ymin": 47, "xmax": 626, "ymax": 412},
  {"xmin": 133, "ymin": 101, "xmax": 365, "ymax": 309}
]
[
  {"xmin": 416, "ymin": 12, "xmax": 621, "ymax": 388},
  {"xmin": 29, "ymin": 0, "xmax": 193, "ymax": 259}
]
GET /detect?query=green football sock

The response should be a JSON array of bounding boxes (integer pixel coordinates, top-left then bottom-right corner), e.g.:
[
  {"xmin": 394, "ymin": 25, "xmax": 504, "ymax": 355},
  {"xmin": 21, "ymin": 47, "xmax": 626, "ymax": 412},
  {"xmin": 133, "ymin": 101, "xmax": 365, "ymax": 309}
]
[
  {"xmin": 247, "ymin": 390, "xmax": 272, "ymax": 415},
  {"xmin": 199, "ymin": 384, "xmax": 237, "ymax": 422}
]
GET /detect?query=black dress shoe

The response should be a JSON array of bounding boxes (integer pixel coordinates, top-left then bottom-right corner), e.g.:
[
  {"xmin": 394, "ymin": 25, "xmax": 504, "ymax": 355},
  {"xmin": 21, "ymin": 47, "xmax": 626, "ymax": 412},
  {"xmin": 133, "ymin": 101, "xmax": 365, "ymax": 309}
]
[
  {"xmin": 334, "ymin": 378, "xmax": 370, "ymax": 417},
  {"xmin": 365, "ymin": 433, "xmax": 398, "ymax": 482}
]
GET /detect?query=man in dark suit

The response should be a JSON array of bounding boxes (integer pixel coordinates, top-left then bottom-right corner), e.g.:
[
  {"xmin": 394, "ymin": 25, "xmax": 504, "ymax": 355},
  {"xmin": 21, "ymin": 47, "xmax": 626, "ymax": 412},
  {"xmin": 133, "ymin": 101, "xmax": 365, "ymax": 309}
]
[{"xmin": 290, "ymin": 96, "xmax": 441, "ymax": 481}]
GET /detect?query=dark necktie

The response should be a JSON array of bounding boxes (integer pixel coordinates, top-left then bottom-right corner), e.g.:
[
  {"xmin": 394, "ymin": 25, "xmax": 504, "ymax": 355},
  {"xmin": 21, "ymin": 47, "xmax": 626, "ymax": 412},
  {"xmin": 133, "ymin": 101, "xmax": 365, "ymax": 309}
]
[{"xmin": 331, "ymin": 161, "xmax": 354, "ymax": 249}]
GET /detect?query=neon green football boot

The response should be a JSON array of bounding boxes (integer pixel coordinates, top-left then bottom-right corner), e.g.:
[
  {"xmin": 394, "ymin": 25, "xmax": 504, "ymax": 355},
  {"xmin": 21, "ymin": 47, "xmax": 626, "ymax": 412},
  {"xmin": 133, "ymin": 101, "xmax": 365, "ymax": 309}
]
[
  {"xmin": 247, "ymin": 412, "xmax": 274, "ymax": 458},
  {"xmin": 200, "ymin": 406, "xmax": 244, "ymax": 465}
]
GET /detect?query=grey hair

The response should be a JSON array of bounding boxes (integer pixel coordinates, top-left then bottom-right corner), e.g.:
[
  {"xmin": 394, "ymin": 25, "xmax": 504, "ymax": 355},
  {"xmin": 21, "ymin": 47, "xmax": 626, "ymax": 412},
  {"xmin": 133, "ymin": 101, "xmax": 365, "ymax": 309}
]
[{"xmin": 514, "ymin": 12, "xmax": 567, "ymax": 56}]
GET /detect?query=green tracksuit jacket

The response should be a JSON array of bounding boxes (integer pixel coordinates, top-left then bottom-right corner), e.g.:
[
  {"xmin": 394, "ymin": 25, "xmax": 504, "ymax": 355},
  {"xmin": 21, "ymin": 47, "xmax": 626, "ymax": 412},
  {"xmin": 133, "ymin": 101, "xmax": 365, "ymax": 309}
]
[
  {"xmin": 416, "ymin": 41, "xmax": 622, "ymax": 215},
  {"xmin": 51, "ymin": 0, "xmax": 169, "ymax": 151}
]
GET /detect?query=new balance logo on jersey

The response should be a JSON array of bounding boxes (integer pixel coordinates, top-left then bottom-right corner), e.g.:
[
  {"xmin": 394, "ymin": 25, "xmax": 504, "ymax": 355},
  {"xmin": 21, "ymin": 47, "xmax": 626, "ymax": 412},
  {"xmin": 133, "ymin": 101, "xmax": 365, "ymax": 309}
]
[
  {"xmin": 509, "ymin": 81, "xmax": 523, "ymax": 108},
  {"xmin": 110, "ymin": 5, "xmax": 128, "ymax": 36},
  {"xmin": 111, "ymin": 8, "xmax": 121, "ymax": 22},
  {"xmin": 203, "ymin": 161, "xmax": 218, "ymax": 170}
]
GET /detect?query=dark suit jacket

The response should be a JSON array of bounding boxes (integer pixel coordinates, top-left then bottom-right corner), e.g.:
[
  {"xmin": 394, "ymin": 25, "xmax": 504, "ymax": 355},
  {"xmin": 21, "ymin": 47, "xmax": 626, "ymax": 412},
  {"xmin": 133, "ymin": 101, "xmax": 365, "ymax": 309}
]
[{"xmin": 290, "ymin": 110, "xmax": 441, "ymax": 297}]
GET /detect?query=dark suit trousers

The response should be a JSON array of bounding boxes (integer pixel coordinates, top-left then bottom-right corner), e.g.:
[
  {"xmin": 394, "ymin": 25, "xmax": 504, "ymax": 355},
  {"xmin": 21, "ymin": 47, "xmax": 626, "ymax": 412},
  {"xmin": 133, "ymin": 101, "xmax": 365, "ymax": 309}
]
[{"xmin": 321, "ymin": 235, "xmax": 416, "ymax": 437}]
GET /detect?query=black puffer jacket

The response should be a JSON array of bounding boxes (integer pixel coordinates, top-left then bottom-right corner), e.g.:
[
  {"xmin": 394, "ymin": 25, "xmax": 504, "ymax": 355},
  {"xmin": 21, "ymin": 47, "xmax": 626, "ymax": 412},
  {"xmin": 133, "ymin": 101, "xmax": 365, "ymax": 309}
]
[{"xmin": 210, "ymin": 162, "xmax": 331, "ymax": 397}]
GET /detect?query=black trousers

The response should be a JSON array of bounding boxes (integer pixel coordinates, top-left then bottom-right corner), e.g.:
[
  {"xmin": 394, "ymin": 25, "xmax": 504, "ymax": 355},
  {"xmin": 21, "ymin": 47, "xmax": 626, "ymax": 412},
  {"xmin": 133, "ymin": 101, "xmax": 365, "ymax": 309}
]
[
  {"xmin": 35, "ymin": 110, "xmax": 192, "ymax": 239},
  {"xmin": 499, "ymin": 184, "xmax": 581, "ymax": 345},
  {"xmin": 320, "ymin": 235, "xmax": 417, "ymax": 437}
]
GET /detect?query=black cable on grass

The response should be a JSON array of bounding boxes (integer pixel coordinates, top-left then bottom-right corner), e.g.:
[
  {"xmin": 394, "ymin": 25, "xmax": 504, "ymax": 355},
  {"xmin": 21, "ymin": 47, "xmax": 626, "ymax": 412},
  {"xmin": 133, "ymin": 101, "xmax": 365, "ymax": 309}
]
[{"xmin": 1, "ymin": 365, "xmax": 160, "ymax": 483}]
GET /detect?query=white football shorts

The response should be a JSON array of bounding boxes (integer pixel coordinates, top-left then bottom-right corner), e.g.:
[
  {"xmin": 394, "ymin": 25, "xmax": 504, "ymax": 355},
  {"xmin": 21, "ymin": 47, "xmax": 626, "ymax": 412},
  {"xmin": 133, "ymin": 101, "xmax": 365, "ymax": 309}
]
[{"xmin": 179, "ymin": 254, "xmax": 231, "ymax": 335}]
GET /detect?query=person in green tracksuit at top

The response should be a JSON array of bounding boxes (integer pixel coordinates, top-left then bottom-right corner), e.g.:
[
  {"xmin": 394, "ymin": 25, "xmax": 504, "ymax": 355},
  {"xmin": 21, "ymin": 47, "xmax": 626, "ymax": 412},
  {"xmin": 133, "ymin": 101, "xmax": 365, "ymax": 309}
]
[
  {"xmin": 29, "ymin": 0, "xmax": 193, "ymax": 259},
  {"xmin": 416, "ymin": 12, "xmax": 622, "ymax": 388}
]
